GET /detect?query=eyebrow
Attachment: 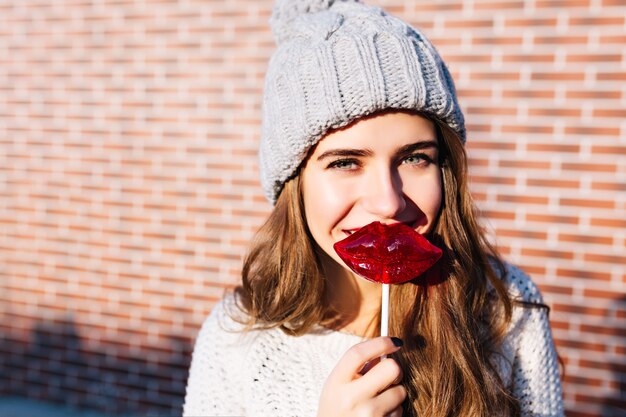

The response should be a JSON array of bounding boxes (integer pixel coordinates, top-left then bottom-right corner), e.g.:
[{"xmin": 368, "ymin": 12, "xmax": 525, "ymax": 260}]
[
  {"xmin": 316, "ymin": 148, "xmax": 372, "ymax": 161},
  {"xmin": 316, "ymin": 140, "xmax": 439, "ymax": 162},
  {"xmin": 397, "ymin": 141, "xmax": 439, "ymax": 156}
]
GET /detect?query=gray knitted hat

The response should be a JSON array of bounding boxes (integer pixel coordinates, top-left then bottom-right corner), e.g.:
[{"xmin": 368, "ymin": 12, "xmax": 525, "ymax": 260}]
[{"xmin": 260, "ymin": 0, "xmax": 466, "ymax": 204}]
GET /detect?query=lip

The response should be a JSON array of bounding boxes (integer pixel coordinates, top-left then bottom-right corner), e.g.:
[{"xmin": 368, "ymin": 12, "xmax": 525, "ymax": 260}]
[
  {"xmin": 342, "ymin": 221, "xmax": 417, "ymax": 236},
  {"xmin": 333, "ymin": 221, "xmax": 442, "ymax": 284}
]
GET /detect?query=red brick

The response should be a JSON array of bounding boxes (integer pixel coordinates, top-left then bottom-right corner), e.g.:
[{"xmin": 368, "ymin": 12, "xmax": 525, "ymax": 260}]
[
  {"xmin": 467, "ymin": 106, "xmax": 517, "ymax": 115},
  {"xmin": 502, "ymin": 54, "xmax": 555, "ymax": 63},
  {"xmin": 457, "ymin": 88, "xmax": 492, "ymax": 98},
  {"xmin": 584, "ymin": 253, "xmax": 626, "ymax": 265},
  {"xmin": 411, "ymin": 3, "xmax": 463, "ymax": 11},
  {"xmin": 504, "ymin": 17, "xmax": 558, "ymax": 27},
  {"xmin": 497, "ymin": 194, "xmax": 549, "ymax": 205},
  {"xmin": 428, "ymin": 37, "xmax": 463, "ymax": 47},
  {"xmin": 560, "ymin": 197, "xmax": 615, "ymax": 209},
  {"xmin": 590, "ymin": 217, "xmax": 626, "ymax": 228},
  {"xmin": 496, "ymin": 228, "xmax": 548, "ymax": 240},
  {"xmin": 501, "ymin": 124, "xmax": 554, "ymax": 134},
  {"xmin": 469, "ymin": 175, "xmax": 517, "ymax": 185},
  {"xmin": 537, "ymin": 0, "xmax": 591, "ymax": 6},
  {"xmin": 502, "ymin": 89, "xmax": 555, "ymax": 99},
  {"xmin": 468, "ymin": 157, "xmax": 490, "ymax": 168},
  {"xmin": 565, "ymin": 126, "xmax": 620, "ymax": 136},
  {"xmin": 597, "ymin": 72, "xmax": 626, "ymax": 81},
  {"xmin": 407, "ymin": 19, "xmax": 434, "ymax": 29},
  {"xmin": 580, "ymin": 323, "xmax": 626, "ymax": 337},
  {"xmin": 466, "ymin": 123, "xmax": 491, "ymax": 132},
  {"xmin": 591, "ymin": 145, "xmax": 626, "ymax": 154},
  {"xmin": 558, "ymin": 233, "xmax": 613, "ymax": 245},
  {"xmin": 445, "ymin": 18, "xmax": 494, "ymax": 29},
  {"xmin": 557, "ymin": 268, "xmax": 612, "ymax": 282},
  {"xmin": 469, "ymin": 71, "xmax": 521, "ymax": 81},
  {"xmin": 479, "ymin": 209, "xmax": 516, "ymax": 220},
  {"xmin": 567, "ymin": 54, "xmax": 623, "ymax": 63},
  {"xmin": 583, "ymin": 288, "xmax": 625, "ymax": 300},
  {"xmin": 474, "ymin": 1, "xmax": 524, "ymax": 9},
  {"xmin": 532, "ymin": 72, "xmax": 585, "ymax": 81},
  {"xmin": 540, "ymin": 284, "xmax": 573, "ymax": 296},
  {"xmin": 521, "ymin": 248, "xmax": 575, "ymax": 260},
  {"xmin": 466, "ymin": 141, "xmax": 516, "ymax": 151},
  {"xmin": 554, "ymin": 338, "xmax": 606, "ymax": 352},
  {"xmin": 446, "ymin": 54, "xmax": 492, "ymax": 63},
  {"xmin": 569, "ymin": 16, "xmax": 625, "ymax": 26},
  {"xmin": 554, "ymin": 303, "xmax": 610, "ymax": 317},
  {"xmin": 517, "ymin": 264, "xmax": 546, "ymax": 276},
  {"xmin": 576, "ymin": 393, "xmax": 626, "ymax": 409},
  {"xmin": 566, "ymin": 90, "xmax": 622, "ymax": 100},
  {"xmin": 526, "ymin": 213, "xmax": 579, "ymax": 225},
  {"xmin": 528, "ymin": 107, "xmax": 582, "ymax": 117},
  {"xmin": 550, "ymin": 320, "xmax": 570, "ymax": 331},
  {"xmin": 1, "ymin": 2, "xmax": 624, "ymax": 416},
  {"xmin": 498, "ymin": 159, "xmax": 551, "ymax": 170},
  {"xmin": 591, "ymin": 181, "xmax": 626, "ymax": 192},
  {"xmin": 564, "ymin": 374, "xmax": 605, "ymax": 387},
  {"xmin": 600, "ymin": 34, "xmax": 626, "ymax": 44},
  {"xmin": 497, "ymin": 245, "xmax": 512, "ymax": 255},
  {"xmin": 527, "ymin": 178, "xmax": 580, "ymax": 189},
  {"xmin": 561, "ymin": 162, "xmax": 617, "ymax": 173}
]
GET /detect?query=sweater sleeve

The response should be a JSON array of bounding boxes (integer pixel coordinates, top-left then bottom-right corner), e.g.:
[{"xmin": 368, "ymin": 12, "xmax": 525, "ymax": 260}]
[
  {"xmin": 183, "ymin": 296, "xmax": 252, "ymax": 417},
  {"xmin": 506, "ymin": 265, "xmax": 565, "ymax": 417}
]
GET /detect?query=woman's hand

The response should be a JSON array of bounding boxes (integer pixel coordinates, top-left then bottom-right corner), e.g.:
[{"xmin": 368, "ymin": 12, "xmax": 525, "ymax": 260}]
[{"xmin": 317, "ymin": 336, "xmax": 406, "ymax": 417}]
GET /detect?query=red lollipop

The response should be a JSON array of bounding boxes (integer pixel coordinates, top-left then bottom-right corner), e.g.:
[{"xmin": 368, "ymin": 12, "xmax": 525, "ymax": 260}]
[
  {"xmin": 333, "ymin": 221, "xmax": 442, "ymax": 340},
  {"xmin": 333, "ymin": 221, "xmax": 442, "ymax": 284}
]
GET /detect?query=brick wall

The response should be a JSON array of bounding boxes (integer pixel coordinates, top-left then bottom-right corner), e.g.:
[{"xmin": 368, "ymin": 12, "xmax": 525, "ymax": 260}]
[{"xmin": 0, "ymin": 0, "xmax": 624, "ymax": 416}]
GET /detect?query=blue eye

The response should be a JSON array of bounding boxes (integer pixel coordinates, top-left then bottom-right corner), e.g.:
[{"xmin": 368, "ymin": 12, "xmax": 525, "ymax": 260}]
[
  {"xmin": 402, "ymin": 153, "xmax": 433, "ymax": 166},
  {"xmin": 327, "ymin": 158, "xmax": 360, "ymax": 170}
]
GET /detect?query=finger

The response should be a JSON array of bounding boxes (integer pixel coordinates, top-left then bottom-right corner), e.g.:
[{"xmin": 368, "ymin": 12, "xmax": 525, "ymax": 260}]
[
  {"xmin": 372, "ymin": 384, "xmax": 407, "ymax": 416},
  {"xmin": 330, "ymin": 337, "xmax": 403, "ymax": 383},
  {"xmin": 385, "ymin": 404, "xmax": 404, "ymax": 417},
  {"xmin": 353, "ymin": 357, "xmax": 404, "ymax": 397},
  {"xmin": 358, "ymin": 357, "xmax": 380, "ymax": 375}
]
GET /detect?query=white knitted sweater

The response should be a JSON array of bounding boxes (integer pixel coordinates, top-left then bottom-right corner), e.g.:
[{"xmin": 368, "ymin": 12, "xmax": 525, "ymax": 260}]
[{"xmin": 183, "ymin": 264, "xmax": 564, "ymax": 417}]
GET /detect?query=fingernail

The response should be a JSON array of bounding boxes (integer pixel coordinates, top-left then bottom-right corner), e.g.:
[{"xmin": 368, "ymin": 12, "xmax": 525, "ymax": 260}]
[{"xmin": 391, "ymin": 337, "xmax": 404, "ymax": 347}]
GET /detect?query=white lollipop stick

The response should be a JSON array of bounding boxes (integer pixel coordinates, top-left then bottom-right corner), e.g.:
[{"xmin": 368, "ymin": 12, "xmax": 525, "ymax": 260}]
[{"xmin": 380, "ymin": 283, "xmax": 389, "ymax": 359}]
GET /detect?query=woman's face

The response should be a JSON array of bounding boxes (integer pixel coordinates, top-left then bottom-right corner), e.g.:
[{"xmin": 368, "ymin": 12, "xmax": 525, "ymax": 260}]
[{"xmin": 301, "ymin": 111, "xmax": 443, "ymax": 273}]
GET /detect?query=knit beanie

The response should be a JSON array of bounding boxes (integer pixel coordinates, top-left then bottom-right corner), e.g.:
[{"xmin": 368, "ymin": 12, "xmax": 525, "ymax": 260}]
[{"xmin": 260, "ymin": 0, "xmax": 466, "ymax": 204}]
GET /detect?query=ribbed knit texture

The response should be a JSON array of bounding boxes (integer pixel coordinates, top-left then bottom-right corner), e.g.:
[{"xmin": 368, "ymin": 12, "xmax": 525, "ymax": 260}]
[
  {"xmin": 183, "ymin": 264, "xmax": 565, "ymax": 417},
  {"xmin": 260, "ymin": 0, "xmax": 466, "ymax": 204}
]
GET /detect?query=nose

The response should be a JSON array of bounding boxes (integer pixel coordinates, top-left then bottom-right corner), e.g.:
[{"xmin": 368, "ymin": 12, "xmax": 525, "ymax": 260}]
[{"xmin": 360, "ymin": 166, "xmax": 406, "ymax": 218}]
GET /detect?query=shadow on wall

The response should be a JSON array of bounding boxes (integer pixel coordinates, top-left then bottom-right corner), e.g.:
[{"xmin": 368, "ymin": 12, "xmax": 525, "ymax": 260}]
[
  {"xmin": 2, "ymin": 299, "xmax": 625, "ymax": 417},
  {"xmin": 0, "ymin": 316, "xmax": 193, "ymax": 416},
  {"xmin": 601, "ymin": 295, "xmax": 626, "ymax": 417}
]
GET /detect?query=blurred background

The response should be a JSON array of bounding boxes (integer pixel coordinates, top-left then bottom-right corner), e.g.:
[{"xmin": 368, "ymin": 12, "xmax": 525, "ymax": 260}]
[{"xmin": 0, "ymin": 0, "xmax": 624, "ymax": 416}]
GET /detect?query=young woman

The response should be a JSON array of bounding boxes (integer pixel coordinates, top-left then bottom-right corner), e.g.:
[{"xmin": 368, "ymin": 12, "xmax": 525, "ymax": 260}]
[{"xmin": 183, "ymin": 1, "xmax": 564, "ymax": 416}]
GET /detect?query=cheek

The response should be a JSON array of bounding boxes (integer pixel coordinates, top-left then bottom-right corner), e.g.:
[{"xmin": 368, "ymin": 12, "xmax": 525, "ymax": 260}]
[
  {"xmin": 428, "ymin": 187, "xmax": 443, "ymax": 218},
  {"xmin": 302, "ymin": 171, "xmax": 354, "ymax": 236},
  {"xmin": 428, "ymin": 173, "xmax": 444, "ymax": 217},
  {"xmin": 426, "ymin": 173, "xmax": 443, "ymax": 209},
  {"xmin": 406, "ymin": 171, "xmax": 443, "ymax": 219}
]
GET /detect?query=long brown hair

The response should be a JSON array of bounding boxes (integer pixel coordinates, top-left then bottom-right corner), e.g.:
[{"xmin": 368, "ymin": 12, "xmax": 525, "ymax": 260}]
[{"xmin": 231, "ymin": 111, "xmax": 521, "ymax": 416}]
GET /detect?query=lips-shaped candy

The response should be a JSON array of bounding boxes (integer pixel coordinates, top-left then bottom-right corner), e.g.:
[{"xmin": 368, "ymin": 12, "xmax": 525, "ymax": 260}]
[{"xmin": 333, "ymin": 221, "xmax": 443, "ymax": 284}]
